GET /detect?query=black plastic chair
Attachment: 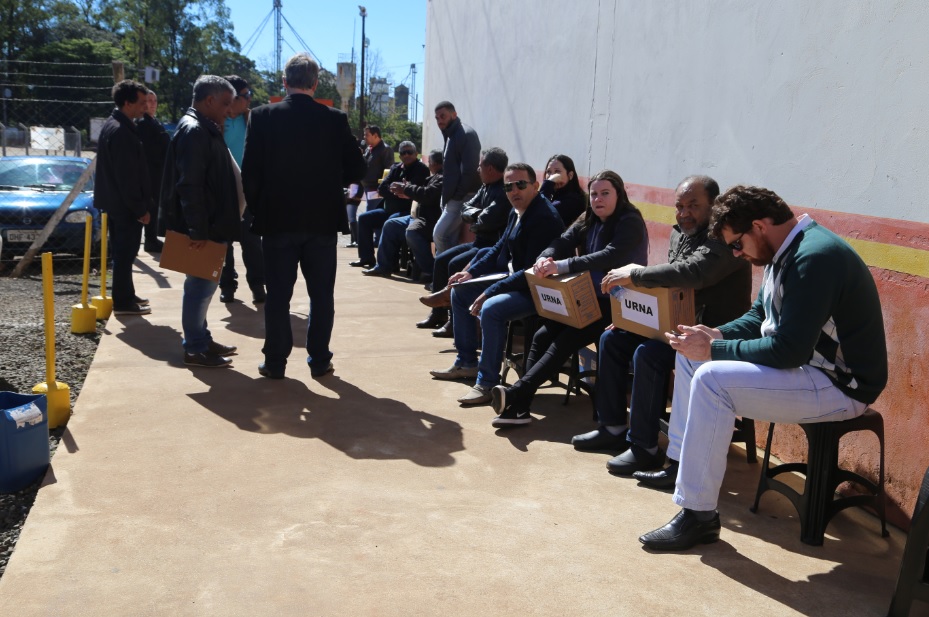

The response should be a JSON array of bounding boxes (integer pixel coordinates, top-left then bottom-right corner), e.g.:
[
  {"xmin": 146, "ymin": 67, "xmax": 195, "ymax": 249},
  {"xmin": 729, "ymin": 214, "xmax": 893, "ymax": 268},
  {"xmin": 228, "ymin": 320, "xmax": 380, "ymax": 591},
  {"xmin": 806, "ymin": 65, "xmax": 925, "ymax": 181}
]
[
  {"xmin": 887, "ymin": 464, "xmax": 929, "ymax": 616},
  {"xmin": 750, "ymin": 408, "xmax": 887, "ymax": 546}
]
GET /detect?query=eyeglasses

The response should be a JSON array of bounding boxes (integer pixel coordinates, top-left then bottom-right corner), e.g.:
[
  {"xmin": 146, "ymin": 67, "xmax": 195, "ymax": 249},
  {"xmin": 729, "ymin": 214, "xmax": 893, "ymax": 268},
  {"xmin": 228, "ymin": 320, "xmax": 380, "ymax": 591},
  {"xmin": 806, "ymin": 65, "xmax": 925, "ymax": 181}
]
[
  {"xmin": 727, "ymin": 233, "xmax": 745, "ymax": 251},
  {"xmin": 399, "ymin": 150, "xmax": 416, "ymax": 156},
  {"xmin": 503, "ymin": 180, "xmax": 531, "ymax": 192}
]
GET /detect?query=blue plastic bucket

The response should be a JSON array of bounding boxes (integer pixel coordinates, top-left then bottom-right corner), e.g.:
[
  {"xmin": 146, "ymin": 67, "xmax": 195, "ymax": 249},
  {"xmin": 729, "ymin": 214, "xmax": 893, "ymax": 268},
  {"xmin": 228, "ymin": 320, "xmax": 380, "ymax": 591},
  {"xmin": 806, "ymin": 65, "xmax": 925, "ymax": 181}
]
[{"xmin": 0, "ymin": 392, "xmax": 50, "ymax": 493}]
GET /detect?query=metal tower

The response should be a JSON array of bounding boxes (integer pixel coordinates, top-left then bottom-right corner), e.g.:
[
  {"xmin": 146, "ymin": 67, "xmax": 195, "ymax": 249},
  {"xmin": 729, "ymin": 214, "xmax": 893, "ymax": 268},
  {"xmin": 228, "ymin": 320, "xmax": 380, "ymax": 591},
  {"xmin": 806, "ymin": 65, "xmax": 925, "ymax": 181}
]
[{"xmin": 273, "ymin": 0, "xmax": 282, "ymax": 80}]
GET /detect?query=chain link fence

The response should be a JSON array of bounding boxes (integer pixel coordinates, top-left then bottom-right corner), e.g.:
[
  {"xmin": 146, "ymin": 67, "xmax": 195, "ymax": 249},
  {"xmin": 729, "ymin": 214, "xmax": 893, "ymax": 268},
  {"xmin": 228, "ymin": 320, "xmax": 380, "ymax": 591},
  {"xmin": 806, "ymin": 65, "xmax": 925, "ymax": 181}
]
[{"xmin": 0, "ymin": 59, "xmax": 123, "ymax": 273}]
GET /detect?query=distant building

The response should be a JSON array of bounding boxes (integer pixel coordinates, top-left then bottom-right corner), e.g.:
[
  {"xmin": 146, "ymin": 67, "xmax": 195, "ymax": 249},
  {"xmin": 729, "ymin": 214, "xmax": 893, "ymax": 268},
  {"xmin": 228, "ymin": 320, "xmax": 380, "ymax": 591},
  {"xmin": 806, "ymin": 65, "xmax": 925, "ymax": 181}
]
[
  {"xmin": 368, "ymin": 77, "xmax": 393, "ymax": 116},
  {"xmin": 394, "ymin": 84, "xmax": 409, "ymax": 119}
]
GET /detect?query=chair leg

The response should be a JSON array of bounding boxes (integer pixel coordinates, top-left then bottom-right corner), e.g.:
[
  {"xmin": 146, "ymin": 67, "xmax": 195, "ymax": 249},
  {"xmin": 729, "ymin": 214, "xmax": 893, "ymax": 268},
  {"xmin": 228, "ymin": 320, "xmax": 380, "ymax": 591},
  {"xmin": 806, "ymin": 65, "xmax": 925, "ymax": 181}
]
[{"xmin": 750, "ymin": 423, "xmax": 777, "ymax": 513}]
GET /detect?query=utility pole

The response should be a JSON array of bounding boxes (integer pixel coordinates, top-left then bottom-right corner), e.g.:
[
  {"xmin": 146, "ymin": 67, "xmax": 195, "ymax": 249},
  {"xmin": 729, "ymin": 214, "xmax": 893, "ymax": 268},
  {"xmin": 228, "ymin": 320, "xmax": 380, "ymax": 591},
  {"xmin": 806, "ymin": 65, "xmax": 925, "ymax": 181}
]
[
  {"xmin": 274, "ymin": 0, "xmax": 283, "ymax": 93},
  {"xmin": 410, "ymin": 63, "xmax": 417, "ymax": 122},
  {"xmin": 359, "ymin": 5, "xmax": 367, "ymax": 133}
]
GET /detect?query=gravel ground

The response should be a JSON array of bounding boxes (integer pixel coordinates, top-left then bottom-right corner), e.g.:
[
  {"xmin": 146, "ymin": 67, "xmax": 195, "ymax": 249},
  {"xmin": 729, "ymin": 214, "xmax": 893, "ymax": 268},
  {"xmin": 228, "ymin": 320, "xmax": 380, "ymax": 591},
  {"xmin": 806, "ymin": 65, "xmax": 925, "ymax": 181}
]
[{"xmin": 0, "ymin": 257, "xmax": 101, "ymax": 578}]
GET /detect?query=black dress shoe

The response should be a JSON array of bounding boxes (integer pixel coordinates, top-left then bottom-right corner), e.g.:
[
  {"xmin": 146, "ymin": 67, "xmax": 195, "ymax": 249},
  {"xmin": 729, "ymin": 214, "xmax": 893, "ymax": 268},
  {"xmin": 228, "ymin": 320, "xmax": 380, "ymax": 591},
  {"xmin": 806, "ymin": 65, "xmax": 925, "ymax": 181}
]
[
  {"xmin": 258, "ymin": 363, "xmax": 285, "ymax": 379},
  {"xmin": 144, "ymin": 239, "xmax": 164, "ymax": 252},
  {"xmin": 633, "ymin": 460, "xmax": 679, "ymax": 490},
  {"xmin": 310, "ymin": 361, "xmax": 335, "ymax": 378},
  {"xmin": 639, "ymin": 509, "xmax": 721, "ymax": 551},
  {"xmin": 349, "ymin": 260, "xmax": 373, "ymax": 268},
  {"xmin": 432, "ymin": 321, "xmax": 453, "ymax": 338},
  {"xmin": 362, "ymin": 266, "xmax": 391, "ymax": 277},
  {"xmin": 219, "ymin": 290, "xmax": 235, "ymax": 303},
  {"xmin": 252, "ymin": 288, "xmax": 266, "ymax": 303},
  {"xmin": 207, "ymin": 341, "xmax": 238, "ymax": 356},
  {"xmin": 606, "ymin": 445, "xmax": 665, "ymax": 475},
  {"xmin": 416, "ymin": 312, "xmax": 447, "ymax": 329},
  {"xmin": 572, "ymin": 427, "xmax": 629, "ymax": 451}
]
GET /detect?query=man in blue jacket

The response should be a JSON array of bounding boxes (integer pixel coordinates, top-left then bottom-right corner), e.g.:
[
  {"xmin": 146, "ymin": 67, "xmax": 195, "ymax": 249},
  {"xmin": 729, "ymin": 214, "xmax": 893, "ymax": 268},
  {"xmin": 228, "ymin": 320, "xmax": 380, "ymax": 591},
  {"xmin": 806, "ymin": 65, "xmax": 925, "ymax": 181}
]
[
  {"xmin": 431, "ymin": 101, "xmax": 481, "ymax": 255},
  {"xmin": 430, "ymin": 163, "xmax": 564, "ymax": 405}
]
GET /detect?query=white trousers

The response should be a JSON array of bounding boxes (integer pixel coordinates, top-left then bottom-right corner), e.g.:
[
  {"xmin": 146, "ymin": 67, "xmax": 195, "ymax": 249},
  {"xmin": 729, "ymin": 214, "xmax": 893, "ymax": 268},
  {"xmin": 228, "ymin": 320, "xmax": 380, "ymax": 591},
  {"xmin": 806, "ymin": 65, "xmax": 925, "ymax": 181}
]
[{"xmin": 667, "ymin": 354, "xmax": 868, "ymax": 511}]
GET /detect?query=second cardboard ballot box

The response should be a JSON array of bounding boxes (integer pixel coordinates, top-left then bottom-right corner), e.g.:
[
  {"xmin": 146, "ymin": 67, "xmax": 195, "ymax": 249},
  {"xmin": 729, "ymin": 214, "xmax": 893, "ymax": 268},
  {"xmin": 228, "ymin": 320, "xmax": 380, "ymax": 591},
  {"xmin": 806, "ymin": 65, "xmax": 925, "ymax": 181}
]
[
  {"xmin": 526, "ymin": 269, "xmax": 602, "ymax": 329},
  {"xmin": 159, "ymin": 230, "xmax": 227, "ymax": 282},
  {"xmin": 610, "ymin": 284, "xmax": 695, "ymax": 342}
]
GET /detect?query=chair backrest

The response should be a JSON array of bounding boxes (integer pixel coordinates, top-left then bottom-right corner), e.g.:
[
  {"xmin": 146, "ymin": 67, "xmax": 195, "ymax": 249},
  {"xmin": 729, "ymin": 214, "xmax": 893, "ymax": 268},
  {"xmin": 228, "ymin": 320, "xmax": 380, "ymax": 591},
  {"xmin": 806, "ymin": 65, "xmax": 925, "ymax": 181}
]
[{"xmin": 888, "ymin": 465, "xmax": 929, "ymax": 616}]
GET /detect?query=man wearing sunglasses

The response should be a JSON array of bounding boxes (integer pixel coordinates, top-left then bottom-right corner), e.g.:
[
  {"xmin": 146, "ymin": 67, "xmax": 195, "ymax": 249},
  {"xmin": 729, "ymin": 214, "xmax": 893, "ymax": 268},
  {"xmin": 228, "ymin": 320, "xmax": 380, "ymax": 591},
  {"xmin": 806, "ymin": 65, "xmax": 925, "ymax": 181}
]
[
  {"xmin": 639, "ymin": 184, "xmax": 887, "ymax": 551},
  {"xmin": 430, "ymin": 163, "xmax": 564, "ymax": 407},
  {"xmin": 219, "ymin": 75, "xmax": 266, "ymax": 305},
  {"xmin": 354, "ymin": 140, "xmax": 429, "ymax": 272}
]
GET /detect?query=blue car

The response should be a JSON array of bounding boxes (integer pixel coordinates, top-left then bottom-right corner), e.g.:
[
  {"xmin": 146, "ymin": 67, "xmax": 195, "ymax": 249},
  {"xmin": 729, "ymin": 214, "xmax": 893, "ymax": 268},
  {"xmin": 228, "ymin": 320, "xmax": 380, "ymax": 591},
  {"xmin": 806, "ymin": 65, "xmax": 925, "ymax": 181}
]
[{"xmin": 0, "ymin": 155, "xmax": 100, "ymax": 260}]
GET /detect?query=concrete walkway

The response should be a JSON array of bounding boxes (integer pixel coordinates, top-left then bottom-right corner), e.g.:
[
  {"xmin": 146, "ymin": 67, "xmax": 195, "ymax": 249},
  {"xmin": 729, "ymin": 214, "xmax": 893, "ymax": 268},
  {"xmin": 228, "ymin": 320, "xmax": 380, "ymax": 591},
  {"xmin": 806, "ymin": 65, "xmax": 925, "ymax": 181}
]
[{"xmin": 0, "ymin": 246, "xmax": 906, "ymax": 616}]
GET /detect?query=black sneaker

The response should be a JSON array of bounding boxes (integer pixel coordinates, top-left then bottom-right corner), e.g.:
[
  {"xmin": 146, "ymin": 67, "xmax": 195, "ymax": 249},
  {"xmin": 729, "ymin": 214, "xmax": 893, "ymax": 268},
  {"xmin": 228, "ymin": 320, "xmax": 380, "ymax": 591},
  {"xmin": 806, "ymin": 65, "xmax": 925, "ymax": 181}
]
[
  {"xmin": 207, "ymin": 341, "xmax": 238, "ymax": 356},
  {"xmin": 133, "ymin": 295, "xmax": 150, "ymax": 306},
  {"xmin": 184, "ymin": 352, "xmax": 232, "ymax": 368},
  {"xmin": 219, "ymin": 290, "xmax": 235, "ymax": 303},
  {"xmin": 491, "ymin": 406, "xmax": 532, "ymax": 427},
  {"xmin": 114, "ymin": 303, "xmax": 151, "ymax": 316},
  {"xmin": 491, "ymin": 385, "xmax": 508, "ymax": 415},
  {"xmin": 252, "ymin": 288, "xmax": 266, "ymax": 303},
  {"xmin": 310, "ymin": 361, "xmax": 335, "ymax": 378}
]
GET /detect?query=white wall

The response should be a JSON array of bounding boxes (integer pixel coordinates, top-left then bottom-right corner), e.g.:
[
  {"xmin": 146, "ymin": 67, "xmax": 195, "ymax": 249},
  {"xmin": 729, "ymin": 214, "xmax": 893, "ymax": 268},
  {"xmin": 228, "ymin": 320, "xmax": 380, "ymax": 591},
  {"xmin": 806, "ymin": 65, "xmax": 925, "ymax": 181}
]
[{"xmin": 424, "ymin": 0, "xmax": 929, "ymax": 222}]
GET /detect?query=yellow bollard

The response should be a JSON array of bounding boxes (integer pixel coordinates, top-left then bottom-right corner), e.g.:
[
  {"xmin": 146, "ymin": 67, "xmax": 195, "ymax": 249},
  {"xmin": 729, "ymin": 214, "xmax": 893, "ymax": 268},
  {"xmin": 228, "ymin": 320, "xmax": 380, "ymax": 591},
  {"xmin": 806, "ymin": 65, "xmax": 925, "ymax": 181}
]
[
  {"xmin": 33, "ymin": 252, "xmax": 72, "ymax": 429},
  {"xmin": 71, "ymin": 215, "xmax": 98, "ymax": 333},
  {"xmin": 91, "ymin": 212, "xmax": 113, "ymax": 319}
]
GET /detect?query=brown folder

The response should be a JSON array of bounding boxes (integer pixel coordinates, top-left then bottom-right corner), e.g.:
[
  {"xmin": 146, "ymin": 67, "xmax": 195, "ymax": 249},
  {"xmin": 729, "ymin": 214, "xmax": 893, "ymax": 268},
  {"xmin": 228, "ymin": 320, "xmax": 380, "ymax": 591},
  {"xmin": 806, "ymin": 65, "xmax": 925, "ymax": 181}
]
[{"xmin": 159, "ymin": 230, "xmax": 227, "ymax": 282}]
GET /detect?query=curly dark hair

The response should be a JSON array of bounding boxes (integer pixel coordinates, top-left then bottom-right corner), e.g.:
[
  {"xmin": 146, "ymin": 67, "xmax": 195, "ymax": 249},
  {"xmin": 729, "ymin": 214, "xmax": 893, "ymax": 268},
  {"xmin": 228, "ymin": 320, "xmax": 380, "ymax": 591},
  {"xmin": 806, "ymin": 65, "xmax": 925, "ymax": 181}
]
[
  {"xmin": 710, "ymin": 185, "xmax": 794, "ymax": 238},
  {"xmin": 111, "ymin": 80, "xmax": 148, "ymax": 108}
]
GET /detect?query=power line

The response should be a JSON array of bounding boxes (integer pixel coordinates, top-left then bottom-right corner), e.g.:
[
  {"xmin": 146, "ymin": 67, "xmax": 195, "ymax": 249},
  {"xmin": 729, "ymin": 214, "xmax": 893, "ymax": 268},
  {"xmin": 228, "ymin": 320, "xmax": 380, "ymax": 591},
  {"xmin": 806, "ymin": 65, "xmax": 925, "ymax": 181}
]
[
  {"xmin": 0, "ymin": 60, "xmax": 114, "ymax": 67},
  {"xmin": 0, "ymin": 84, "xmax": 111, "ymax": 90},
  {"xmin": 0, "ymin": 72, "xmax": 112, "ymax": 80},
  {"xmin": 243, "ymin": 9, "xmax": 275, "ymax": 57},
  {"xmin": 280, "ymin": 13, "xmax": 322, "ymax": 66}
]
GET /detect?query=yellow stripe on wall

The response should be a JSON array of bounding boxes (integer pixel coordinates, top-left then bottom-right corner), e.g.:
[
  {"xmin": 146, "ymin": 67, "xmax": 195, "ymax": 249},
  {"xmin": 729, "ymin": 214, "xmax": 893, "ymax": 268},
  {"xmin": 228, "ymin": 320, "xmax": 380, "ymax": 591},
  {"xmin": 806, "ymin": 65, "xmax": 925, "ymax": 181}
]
[{"xmin": 634, "ymin": 200, "xmax": 929, "ymax": 278}]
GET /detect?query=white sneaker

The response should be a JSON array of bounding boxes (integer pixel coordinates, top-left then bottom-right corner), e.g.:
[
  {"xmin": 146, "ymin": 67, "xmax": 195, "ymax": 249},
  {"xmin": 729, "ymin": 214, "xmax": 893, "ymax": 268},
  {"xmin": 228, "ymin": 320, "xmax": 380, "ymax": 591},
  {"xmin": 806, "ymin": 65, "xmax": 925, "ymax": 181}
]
[{"xmin": 430, "ymin": 364, "xmax": 479, "ymax": 380}]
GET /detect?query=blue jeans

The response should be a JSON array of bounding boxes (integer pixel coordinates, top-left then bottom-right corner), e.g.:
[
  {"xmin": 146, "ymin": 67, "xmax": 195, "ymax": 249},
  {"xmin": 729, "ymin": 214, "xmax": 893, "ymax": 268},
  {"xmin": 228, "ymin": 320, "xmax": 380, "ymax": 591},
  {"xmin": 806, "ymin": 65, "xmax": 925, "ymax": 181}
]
[
  {"xmin": 595, "ymin": 329, "xmax": 676, "ymax": 449},
  {"xmin": 261, "ymin": 232, "xmax": 337, "ymax": 374},
  {"xmin": 220, "ymin": 209, "xmax": 265, "ymax": 294},
  {"xmin": 404, "ymin": 217, "xmax": 435, "ymax": 276},
  {"xmin": 669, "ymin": 354, "xmax": 868, "ymax": 511},
  {"xmin": 357, "ymin": 208, "xmax": 402, "ymax": 263},
  {"xmin": 433, "ymin": 243, "xmax": 477, "ymax": 289},
  {"xmin": 433, "ymin": 198, "xmax": 468, "ymax": 256},
  {"xmin": 375, "ymin": 215, "xmax": 411, "ymax": 271},
  {"xmin": 181, "ymin": 274, "xmax": 220, "ymax": 353},
  {"xmin": 451, "ymin": 280, "xmax": 536, "ymax": 388}
]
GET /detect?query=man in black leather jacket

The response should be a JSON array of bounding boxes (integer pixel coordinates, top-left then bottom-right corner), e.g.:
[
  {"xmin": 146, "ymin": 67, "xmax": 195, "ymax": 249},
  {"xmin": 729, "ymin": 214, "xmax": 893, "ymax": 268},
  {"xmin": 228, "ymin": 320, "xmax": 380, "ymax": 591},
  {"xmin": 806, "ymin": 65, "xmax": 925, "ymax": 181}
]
[
  {"xmin": 416, "ymin": 147, "xmax": 511, "ymax": 335},
  {"xmin": 159, "ymin": 75, "xmax": 241, "ymax": 368}
]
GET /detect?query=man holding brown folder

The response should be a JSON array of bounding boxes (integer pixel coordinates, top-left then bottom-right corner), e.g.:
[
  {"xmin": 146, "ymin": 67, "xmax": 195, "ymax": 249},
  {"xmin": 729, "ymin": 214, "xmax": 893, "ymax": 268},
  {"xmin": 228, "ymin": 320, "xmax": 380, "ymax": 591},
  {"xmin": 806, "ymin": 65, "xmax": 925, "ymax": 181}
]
[{"xmin": 159, "ymin": 75, "xmax": 241, "ymax": 368}]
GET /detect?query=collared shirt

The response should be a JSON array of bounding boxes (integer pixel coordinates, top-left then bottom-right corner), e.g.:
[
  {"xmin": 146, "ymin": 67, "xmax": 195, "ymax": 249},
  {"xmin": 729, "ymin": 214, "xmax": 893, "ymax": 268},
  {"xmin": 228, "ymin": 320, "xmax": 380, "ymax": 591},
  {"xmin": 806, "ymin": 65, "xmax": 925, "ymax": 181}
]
[{"xmin": 224, "ymin": 114, "xmax": 247, "ymax": 167}]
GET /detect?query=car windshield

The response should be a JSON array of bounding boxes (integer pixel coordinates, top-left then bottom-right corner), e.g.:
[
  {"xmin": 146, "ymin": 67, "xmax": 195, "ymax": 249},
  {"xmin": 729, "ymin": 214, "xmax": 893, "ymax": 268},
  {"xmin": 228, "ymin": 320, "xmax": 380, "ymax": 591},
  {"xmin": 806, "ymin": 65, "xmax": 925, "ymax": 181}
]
[{"xmin": 0, "ymin": 159, "xmax": 93, "ymax": 191}]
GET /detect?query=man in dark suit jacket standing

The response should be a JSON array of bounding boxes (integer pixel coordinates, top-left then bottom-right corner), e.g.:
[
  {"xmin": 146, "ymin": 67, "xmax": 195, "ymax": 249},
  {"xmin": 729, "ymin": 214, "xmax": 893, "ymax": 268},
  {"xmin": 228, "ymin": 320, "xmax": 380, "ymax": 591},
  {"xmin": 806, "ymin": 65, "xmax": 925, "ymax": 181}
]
[{"xmin": 242, "ymin": 52, "xmax": 366, "ymax": 380}]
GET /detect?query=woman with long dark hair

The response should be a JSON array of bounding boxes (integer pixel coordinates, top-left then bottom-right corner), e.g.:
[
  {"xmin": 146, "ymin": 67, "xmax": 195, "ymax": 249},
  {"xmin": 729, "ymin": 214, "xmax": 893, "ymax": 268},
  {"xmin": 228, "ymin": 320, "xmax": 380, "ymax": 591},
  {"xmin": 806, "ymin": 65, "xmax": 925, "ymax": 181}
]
[
  {"xmin": 491, "ymin": 170, "xmax": 649, "ymax": 426},
  {"xmin": 540, "ymin": 154, "xmax": 587, "ymax": 227}
]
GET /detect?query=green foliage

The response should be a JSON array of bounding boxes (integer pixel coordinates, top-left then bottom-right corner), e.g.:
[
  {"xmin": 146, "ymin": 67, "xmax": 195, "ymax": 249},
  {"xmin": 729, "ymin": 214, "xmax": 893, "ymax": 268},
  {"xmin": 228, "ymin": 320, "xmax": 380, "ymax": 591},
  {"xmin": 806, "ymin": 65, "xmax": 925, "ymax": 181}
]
[{"xmin": 348, "ymin": 107, "xmax": 424, "ymax": 155}]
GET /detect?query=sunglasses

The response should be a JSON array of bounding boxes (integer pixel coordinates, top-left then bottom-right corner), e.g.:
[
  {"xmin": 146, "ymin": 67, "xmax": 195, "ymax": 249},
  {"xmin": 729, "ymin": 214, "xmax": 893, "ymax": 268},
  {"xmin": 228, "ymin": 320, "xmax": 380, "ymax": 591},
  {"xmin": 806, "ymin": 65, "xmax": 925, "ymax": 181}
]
[
  {"xmin": 399, "ymin": 150, "xmax": 417, "ymax": 156},
  {"xmin": 503, "ymin": 180, "xmax": 531, "ymax": 192},
  {"xmin": 727, "ymin": 232, "xmax": 745, "ymax": 251},
  {"xmin": 236, "ymin": 89, "xmax": 252, "ymax": 99}
]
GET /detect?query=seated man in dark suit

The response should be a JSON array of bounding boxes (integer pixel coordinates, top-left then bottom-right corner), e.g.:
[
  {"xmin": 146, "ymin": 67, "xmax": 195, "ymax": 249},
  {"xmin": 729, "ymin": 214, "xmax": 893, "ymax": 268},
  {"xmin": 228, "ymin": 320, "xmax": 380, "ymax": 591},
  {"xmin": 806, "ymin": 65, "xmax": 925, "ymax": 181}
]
[
  {"xmin": 351, "ymin": 140, "xmax": 429, "ymax": 268},
  {"xmin": 362, "ymin": 149, "xmax": 443, "ymax": 279},
  {"xmin": 429, "ymin": 163, "xmax": 564, "ymax": 406}
]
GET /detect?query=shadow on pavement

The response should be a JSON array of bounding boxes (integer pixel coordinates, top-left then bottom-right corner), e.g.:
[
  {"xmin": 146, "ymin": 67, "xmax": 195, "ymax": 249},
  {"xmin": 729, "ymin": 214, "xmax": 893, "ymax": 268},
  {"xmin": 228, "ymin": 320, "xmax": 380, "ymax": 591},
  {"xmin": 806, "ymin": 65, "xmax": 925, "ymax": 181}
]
[{"xmin": 188, "ymin": 367, "xmax": 464, "ymax": 468}]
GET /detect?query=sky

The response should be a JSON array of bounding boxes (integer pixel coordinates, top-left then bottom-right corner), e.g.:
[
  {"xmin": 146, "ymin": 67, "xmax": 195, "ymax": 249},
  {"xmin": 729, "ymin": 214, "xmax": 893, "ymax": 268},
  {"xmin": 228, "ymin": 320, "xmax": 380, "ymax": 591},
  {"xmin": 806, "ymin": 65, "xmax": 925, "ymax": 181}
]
[{"xmin": 223, "ymin": 0, "xmax": 427, "ymax": 122}]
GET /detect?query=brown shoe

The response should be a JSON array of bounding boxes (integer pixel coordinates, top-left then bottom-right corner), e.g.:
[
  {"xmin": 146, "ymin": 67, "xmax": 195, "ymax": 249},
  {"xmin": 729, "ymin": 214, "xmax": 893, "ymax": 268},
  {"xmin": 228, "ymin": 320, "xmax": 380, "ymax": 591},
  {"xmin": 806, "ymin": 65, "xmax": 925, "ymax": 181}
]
[{"xmin": 419, "ymin": 286, "xmax": 451, "ymax": 309}]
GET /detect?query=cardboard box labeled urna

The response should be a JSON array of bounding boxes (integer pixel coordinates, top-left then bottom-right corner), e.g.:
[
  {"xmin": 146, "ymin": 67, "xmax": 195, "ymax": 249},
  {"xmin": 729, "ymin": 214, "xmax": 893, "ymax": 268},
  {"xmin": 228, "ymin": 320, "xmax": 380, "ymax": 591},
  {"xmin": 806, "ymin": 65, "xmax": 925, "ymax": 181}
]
[
  {"xmin": 526, "ymin": 269, "xmax": 602, "ymax": 329},
  {"xmin": 610, "ymin": 284, "xmax": 695, "ymax": 342},
  {"xmin": 159, "ymin": 230, "xmax": 227, "ymax": 282}
]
